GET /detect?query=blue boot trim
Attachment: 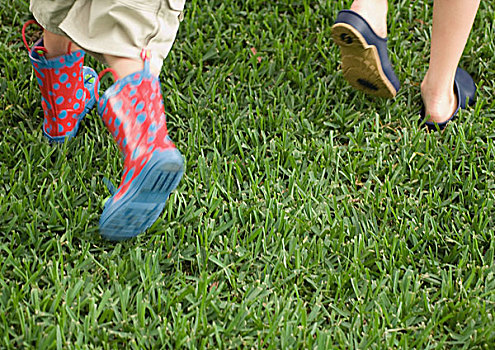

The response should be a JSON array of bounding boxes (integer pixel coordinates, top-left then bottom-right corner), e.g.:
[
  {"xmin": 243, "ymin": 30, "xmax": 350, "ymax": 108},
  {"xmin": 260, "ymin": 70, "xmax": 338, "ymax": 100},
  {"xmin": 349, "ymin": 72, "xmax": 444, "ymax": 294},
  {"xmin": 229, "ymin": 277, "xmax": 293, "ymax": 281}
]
[{"xmin": 82, "ymin": 66, "xmax": 99, "ymax": 115}]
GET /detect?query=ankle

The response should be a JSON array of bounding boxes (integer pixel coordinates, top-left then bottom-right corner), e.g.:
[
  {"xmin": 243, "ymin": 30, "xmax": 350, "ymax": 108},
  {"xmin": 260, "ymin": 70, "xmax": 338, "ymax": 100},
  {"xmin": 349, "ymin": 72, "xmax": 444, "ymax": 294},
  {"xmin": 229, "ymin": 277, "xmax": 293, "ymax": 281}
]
[
  {"xmin": 104, "ymin": 55, "xmax": 161, "ymax": 79},
  {"xmin": 104, "ymin": 55, "xmax": 143, "ymax": 79},
  {"xmin": 350, "ymin": 0, "xmax": 388, "ymax": 38},
  {"xmin": 43, "ymin": 30, "xmax": 80, "ymax": 59},
  {"xmin": 421, "ymin": 76, "xmax": 457, "ymax": 123}
]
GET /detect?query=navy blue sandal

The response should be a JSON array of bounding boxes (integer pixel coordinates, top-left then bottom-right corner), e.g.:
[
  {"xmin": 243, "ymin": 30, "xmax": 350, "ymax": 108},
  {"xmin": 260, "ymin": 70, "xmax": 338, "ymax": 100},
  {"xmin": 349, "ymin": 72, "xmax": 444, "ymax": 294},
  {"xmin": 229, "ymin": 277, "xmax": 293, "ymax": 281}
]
[
  {"xmin": 332, "ymin": 10, "xmax": 400, "ymax": 98},
  {"xmin": 423, "ymin": 67, "xmax": 476, "ymax": 131}
]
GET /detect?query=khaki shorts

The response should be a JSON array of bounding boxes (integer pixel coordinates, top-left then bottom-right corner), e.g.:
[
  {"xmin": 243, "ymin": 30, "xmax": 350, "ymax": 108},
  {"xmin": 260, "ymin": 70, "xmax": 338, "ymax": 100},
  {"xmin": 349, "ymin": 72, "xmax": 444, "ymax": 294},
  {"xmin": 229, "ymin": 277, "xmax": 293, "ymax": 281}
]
[{"xmin": 30, "ymin": 0, "xmax": 185, "ymax": 71}]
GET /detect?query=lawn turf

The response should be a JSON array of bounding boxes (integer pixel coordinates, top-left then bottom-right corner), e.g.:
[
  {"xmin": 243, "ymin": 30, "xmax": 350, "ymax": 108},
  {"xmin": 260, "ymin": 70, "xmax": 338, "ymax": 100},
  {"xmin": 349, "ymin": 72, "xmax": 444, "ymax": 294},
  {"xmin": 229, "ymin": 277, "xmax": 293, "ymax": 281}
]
[{"xmin": 1, "ymin": 0, "xmax": 495, "ymax": 348}]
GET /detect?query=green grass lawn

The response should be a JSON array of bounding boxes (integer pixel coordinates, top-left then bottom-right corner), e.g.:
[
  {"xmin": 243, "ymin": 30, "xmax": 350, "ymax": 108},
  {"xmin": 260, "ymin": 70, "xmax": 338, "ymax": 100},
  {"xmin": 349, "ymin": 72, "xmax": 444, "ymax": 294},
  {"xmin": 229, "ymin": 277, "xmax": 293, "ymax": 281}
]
[{"xmin": 1, "ymin": 0, "xmax": 495, "ymax": 348}]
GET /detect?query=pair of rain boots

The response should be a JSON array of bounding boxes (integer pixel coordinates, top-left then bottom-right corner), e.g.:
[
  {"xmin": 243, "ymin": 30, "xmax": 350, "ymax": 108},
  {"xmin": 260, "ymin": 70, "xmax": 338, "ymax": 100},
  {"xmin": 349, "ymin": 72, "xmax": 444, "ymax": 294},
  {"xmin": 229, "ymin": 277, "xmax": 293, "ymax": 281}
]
[{"xmin": 25, "ymin": 22, "xmax": 183, "ymax": 240}]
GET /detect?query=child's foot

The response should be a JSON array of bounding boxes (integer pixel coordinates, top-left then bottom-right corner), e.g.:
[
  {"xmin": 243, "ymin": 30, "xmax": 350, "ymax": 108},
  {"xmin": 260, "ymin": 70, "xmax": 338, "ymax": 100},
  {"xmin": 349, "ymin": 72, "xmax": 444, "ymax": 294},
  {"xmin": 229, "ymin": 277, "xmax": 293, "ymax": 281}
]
[
  {"xmin": 421, "ymin": 75, "xmax": 458, "ymax": 124},
  {"xmin": 97, "ymin": 59, "xmax": 184, "ymax": 241},
  {"xmin": 421, "ymin": 68, "xmax": 476, "ymax": 130}
]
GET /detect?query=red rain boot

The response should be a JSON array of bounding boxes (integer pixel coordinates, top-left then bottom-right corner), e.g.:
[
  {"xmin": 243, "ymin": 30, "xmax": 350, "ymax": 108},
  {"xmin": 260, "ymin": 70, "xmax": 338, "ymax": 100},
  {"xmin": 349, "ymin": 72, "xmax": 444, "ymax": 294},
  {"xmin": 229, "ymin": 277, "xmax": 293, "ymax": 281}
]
[
  {"xmin": 23, "ymin": 20, "xmax": 99, "ymax": 142},
  {"xmin": 97, "ymin": 57, "xmax": 184, "ymax": 240}
]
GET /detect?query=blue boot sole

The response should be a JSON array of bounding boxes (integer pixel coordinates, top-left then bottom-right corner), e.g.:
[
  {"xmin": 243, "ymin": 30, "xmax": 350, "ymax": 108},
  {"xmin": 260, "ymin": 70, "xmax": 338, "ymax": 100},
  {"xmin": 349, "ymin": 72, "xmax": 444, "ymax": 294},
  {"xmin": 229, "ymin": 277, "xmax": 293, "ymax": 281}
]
[{"xmin": 99, "ymin": 148, "xmax": 184, "ymax": 241}]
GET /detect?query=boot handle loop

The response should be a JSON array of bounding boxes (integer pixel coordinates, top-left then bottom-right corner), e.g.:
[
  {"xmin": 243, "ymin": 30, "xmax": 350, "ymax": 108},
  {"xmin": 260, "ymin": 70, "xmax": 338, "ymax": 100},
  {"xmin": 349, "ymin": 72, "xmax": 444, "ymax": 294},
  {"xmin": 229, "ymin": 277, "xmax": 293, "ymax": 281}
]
[{"xmin": 21, "ymin": 20, "xmax": 48, "ymax": 55}]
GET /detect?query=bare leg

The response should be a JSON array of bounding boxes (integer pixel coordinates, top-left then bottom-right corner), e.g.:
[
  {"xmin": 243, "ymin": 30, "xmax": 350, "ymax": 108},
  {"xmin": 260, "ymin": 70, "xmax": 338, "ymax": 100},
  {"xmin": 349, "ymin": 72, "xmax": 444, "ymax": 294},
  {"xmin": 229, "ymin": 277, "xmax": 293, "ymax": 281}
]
[
  {"xmin": 104, "ymin": 55, "xmax": 161, "ymax": 79},
  {"xmin": 104, "ymin": 55, "xmax": 143, "ymax": 79},
  {"xmin": 421, "ymin": 0, "xmax": 480, "ymax": 123},
  {"xmin": 350, "ymin": 0, "xmax": 388, "ymax": 38},
  {"xmin": 43, "ymin": 30, "xmax": 81, "ymax": 59},
  {"xmin": 45, "ymin": 32, "xmax": 157, "ymax": 78}
]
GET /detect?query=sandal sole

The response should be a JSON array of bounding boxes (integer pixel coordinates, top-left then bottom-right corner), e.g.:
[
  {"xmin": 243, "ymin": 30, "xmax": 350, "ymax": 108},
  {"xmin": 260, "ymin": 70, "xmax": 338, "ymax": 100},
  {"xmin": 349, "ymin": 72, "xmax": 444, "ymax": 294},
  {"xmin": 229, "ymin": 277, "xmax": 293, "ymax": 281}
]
[{"xmin": 332, "ymin": 22, "xmax": 397, "ymax": 99}]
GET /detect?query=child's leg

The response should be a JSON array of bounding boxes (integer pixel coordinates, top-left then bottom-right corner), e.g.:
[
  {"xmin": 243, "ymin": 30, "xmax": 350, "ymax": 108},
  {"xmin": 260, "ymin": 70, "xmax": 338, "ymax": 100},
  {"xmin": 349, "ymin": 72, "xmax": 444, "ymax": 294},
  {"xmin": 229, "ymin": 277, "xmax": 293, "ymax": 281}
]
[
  {"xmin": 104, "ymin": 55, "xmax": 164, "ymax": 78},
  {"xmin": 103, "ymin": 55, "xmax": 144, "ymax": 79},
  {"xmin": 349, "ymin": 0, "xmax": 388, "ymax": 38},
  {"xmin": 43, "ymin": 30, "xmax": 81, "ymax": 58},
  {"xmin": 43, "ymin": 30, "xmax": 156, "ymax": 79},
  {"xmin": 68, "ymin": 1, "xmax": 185, "ymax": 240},
  {"xmin": 421, "ymin": 0, "xmax": 480, "ymax": 123}
]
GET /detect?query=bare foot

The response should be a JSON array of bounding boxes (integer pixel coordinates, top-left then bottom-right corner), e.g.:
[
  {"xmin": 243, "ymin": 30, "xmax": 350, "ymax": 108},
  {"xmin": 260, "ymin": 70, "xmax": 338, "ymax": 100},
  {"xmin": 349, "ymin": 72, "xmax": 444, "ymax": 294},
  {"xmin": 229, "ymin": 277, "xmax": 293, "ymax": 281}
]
[{"xmin": 421, "ymin": 72, "xmax": 457, "ymax": 123}]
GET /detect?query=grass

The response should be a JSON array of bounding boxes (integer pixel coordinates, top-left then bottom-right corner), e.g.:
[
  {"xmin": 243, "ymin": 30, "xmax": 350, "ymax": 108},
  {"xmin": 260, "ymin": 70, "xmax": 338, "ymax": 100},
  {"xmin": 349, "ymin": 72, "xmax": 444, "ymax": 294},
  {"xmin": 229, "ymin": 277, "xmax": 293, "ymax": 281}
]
[{"xmin": 1, "ymin": 0, "xmax": 495, "ymax": 348}]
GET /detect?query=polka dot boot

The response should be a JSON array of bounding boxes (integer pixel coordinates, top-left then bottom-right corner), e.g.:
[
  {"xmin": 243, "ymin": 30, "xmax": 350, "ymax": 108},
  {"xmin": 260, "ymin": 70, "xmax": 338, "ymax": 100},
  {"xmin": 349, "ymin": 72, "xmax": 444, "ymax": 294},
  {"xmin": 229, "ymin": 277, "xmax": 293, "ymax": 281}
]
[
  {"xmin": 28, "ymin": 40, "xmax": 99, "ymax": 142},
  {"xmin": 23, "ymin": 21, "xmax": 99, "ymax": 142},
  {"xmin": 97, "ymin": 59, "xmax": 184, "ymax": 241}
]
